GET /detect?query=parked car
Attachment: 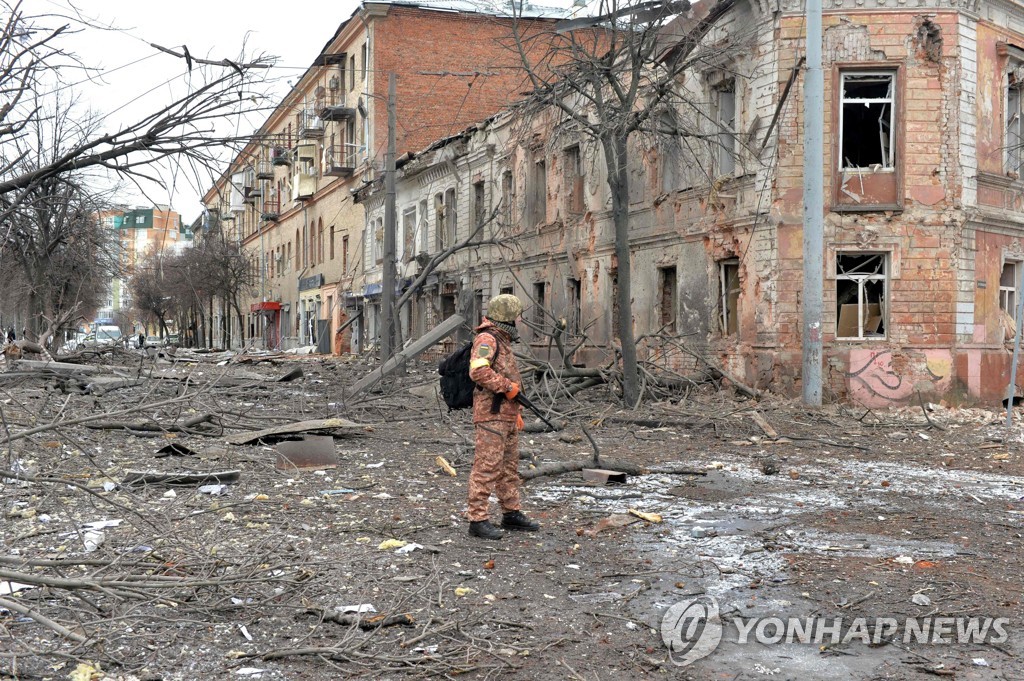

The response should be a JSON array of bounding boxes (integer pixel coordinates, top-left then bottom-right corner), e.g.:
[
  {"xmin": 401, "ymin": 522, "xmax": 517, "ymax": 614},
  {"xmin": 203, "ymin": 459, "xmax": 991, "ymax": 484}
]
[{"xmin": 77, "ymin": 326, "xmax": 122, "ymax": 350}]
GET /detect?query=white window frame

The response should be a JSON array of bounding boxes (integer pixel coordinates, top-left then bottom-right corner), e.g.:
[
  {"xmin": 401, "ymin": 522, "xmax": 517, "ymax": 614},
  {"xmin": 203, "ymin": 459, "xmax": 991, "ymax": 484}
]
[
  {"xmin": 839, "ymin": 72, "xmax": 896, "ymax": 172},
  {"xmin": 1000, "ymin": 260, "xmax": 1021, "ymax": 321},
  {"xmin": 836, "ymin": 252, "xmax": 888, "ymax": 340}
]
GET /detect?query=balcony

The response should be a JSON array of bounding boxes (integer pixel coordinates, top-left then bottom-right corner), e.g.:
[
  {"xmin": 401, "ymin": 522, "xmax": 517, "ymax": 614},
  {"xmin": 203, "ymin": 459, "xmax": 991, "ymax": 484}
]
[
  {"xmin": 261, "ymin": 190, "xmax": 280, "ymax": 221},
  {"xmin": 317, "ymin": 91, "xmax": 356, "ymax": 122},
  {"xmin": 245, "ymin": 184, "xmax": 264, "ymax": 202},
  {"xmin": 256, "ymin": 160, "xmax": 274, "ymax": 180},
  {"xmin": 298, "ymin": 109, "xmax": 324, "ymax": 138},
  {"xmin": 271, "ymin": 146, "xmax": 292, "ymax": 166},
  {"xmin": 324, "ymin": 143, "xmax": 358, "ymax": 178},
  {"xmin": 292, "ymin": 173, "xmax": 316, "ymax": 201},
  {"xmin": 295, "ymin": 141, "xmax": 317, "ymax": 163}
]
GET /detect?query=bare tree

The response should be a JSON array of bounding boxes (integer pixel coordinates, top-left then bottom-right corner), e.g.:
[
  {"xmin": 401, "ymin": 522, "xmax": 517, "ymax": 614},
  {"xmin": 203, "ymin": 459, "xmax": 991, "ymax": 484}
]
[
  {"xmin": 0, "ymin": 89, "xmax": 129, "ymax": 345},
  {"xmin": 0, "ymin": 0, "xmax": 273, "ymax": 337},
  {"xmin": 502, "ymin": 0, "xmax": 744, "ymax": 406}
]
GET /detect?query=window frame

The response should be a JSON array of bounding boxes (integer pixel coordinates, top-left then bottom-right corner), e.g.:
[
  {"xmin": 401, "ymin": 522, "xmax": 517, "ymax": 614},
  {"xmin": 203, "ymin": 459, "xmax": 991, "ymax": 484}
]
[
  {"xmin": 564, "ymin": 144, "xmax": 584, "ymax": 214},
  {"xmin": 831, "ymin": 64, "xmax": 903, "ymax": 211},
  {"xmin": 1007, "ymin": 66, "xmax": 1024, "ymax": 176},
  {"xmin": 657, "ymin": 265, "xmax": 678, "ymax": 333},
  {"xmin": 835, "ymin": 252, "xmax": 888, "ymax": 341},
  {"xmin": 714, "ymin": 81, "xmax": 737, "ymax": 178},
  {"xmin": 530, "ymin": 152, "xmax": 547, "ymax": 227},
  {"xmin": 1000, "ymin": 259, "xmax": 1021, "ymax": 322},
  {"xmin": 719, "ymin": 259, "xmax": 740, "ymax": 336},
  {"xmin": 838, "ymin": 71, "xmax": 896, "ymax": 172}
]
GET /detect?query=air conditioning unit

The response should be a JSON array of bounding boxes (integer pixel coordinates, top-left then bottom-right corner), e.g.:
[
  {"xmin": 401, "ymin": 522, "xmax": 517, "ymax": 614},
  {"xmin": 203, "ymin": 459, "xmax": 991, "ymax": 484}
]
[{"xmin": 328, "ymin": 76, "xmax": 340, "ymax": 91}]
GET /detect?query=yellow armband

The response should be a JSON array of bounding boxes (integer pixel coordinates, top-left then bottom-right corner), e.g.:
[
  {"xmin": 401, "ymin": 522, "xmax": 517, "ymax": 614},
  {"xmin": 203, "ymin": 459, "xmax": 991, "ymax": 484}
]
[{"xmin": 469, "ymin": 357, "xmax": 490, "ymax": 369}]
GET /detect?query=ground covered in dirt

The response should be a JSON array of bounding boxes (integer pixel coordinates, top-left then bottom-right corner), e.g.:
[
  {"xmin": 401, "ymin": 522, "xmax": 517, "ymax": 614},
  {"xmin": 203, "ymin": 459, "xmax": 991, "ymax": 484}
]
[{"xmin": 1, "ymin": 348, "xmax": 1022, "ymax": 680}]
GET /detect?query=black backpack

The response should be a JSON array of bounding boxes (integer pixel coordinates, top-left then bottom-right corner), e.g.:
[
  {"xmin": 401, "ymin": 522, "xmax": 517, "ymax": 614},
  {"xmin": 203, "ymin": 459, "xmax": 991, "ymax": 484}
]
[{"xmin": 438, "ymin": 338, "xmax": 499, "ymax": 410}]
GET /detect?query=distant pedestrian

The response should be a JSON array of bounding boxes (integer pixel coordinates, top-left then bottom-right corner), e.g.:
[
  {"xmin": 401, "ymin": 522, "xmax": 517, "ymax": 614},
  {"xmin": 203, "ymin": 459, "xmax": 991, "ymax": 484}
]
[
  {"xmin": 6, "ymin": 327, "xmax": 14, "ymax": 343},
  {"xmin": 138, "ymin": 333, "xmax": 145, "ymax": 349}
]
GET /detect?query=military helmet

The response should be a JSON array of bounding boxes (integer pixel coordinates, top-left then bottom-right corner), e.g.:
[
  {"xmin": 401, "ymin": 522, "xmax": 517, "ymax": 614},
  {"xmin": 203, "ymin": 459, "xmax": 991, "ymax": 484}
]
[{"xmin": 486, "ymin": 294, "xmax": 523, "ymax": 323}]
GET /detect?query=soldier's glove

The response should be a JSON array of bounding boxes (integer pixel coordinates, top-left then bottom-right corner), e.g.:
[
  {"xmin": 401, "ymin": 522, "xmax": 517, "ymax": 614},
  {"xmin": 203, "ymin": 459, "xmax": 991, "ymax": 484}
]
[
  {"xmin": 505, "ymin": 383, "xmax": 520, "ymax": 401},
  {"xmin": 516, "ymin": 413, "xmax": 525, "ymax": 431}
]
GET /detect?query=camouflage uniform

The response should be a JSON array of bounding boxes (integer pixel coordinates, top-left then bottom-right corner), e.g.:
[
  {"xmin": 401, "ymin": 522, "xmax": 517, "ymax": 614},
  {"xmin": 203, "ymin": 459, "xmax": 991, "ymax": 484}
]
[{"xmin": 466, "ymin": 318, "xmax": 523, "ymax": 522}]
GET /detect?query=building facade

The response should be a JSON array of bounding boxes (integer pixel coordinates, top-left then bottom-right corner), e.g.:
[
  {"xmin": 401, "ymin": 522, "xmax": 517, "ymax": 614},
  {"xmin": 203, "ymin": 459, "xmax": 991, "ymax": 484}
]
[
  {"xmin": 352, "ymin": 0, "xmax": 1024, "ymax": 406},
  {"xmin": 98, "ymin": 205, "xmax": 187, "ymax": 330},
  {"xmin": 203, "ymin": 0, "xmax": 564, "ymax": 352}
]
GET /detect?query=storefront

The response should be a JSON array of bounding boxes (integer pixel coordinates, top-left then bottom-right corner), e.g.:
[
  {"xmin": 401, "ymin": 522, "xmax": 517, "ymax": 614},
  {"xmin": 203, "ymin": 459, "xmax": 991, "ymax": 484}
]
[{"xmin": 250, "ymin": 301, "xmax": 282, "ymax": 350}]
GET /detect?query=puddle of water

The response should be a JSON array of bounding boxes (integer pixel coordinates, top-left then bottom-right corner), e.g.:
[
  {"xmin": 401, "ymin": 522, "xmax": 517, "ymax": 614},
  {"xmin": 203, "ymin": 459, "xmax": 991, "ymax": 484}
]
[{"xmin": 533, "ymin": 460, "xmax": 1023, "ymax": 678}]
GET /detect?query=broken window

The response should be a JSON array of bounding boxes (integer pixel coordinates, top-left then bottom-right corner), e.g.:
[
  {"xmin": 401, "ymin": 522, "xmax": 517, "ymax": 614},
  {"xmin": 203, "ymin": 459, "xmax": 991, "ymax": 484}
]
[
  {"xmin": 441, "ymin": 293, "xmax": 456, "ymax": 321},
  {"xmin": 529, "ymin": 154, "xmax": 547, "ymax": 226},
  {"xmin": 418, "ymin": 199, "xmax": 428, "ymax": 253},
  {"xmin": 565, "ymin": 145, "xmax": 584, "ymax": 213},
  {"xmin": 568, "ymin": 278, "xmax": 582, "ymax": 336},
  {"xmin": 836, "ymin": 253, "xmax": 887, "ymax": 339},
  {"xmin": 533, "ymin": 282, "xmax": 546, "ymax": 330},
  {"xmin": 402, "ymin": 207, "xmax": 416, "ymax": 262},
  {"xmin": 500, "ymin": 285, "xmax": 514, "ymax": 296},
  {"xmin": 1007, "ymin": 70, "xmax": 1023, "ymax": 175},
  {"xmin": 373, "ymin": 217, "xmax": 384, "ymax": 265},
  {"xmin": 500, "ymin": 170, "xmax": 514, "ymax": 228},
  {"xmin": 719, "ymin": 259, "xmax": 740, "ymax": 335},
  {"xmin": 660, "ymin": 111, "xmax": 681, "ymax": 194},
  {"xmin": 658, "ymin": 266, "xmax": 677, "ymax": 333},
  {"xmin": 445, "ymin": 187, "xmax": 457, "ymax": 244},
  {"xmin": 715, "ymin": 82, "xmax": 736, "ymax": 176},
  {"xmin": 434, "ymin": 193, "xmax": 446, "ymax": 250},
  {"xmin": 1001, "ymin": 261, "xmax": 1020, "ymax": 321},
  {"xmin": 840, "ymin": 73, "xmax": 895, "ymax": 170},
  {"xmin": 472, "ymin": 181, "xmax": 486, "ymax": 235}
]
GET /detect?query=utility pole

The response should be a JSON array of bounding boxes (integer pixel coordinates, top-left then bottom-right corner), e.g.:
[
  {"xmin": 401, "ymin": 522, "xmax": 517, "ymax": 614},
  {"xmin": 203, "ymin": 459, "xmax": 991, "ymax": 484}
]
[
  {"xmin": 381, "ymin": 73, "xmax": 398, "ymax": 363},
  {"xmin": 801, "ymin": 0, "xmax": 824, "ymax": 407}
]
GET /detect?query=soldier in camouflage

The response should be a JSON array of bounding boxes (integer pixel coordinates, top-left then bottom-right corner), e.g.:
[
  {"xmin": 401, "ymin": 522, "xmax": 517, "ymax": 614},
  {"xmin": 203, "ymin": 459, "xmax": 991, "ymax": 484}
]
[{"xmin": 466, "ymin": 294, "xmax": 540, "ymax": 540}]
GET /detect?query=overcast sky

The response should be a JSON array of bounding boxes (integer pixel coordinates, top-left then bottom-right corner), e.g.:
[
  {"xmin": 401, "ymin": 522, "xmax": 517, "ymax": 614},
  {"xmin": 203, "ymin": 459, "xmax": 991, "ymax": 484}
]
[{"xmin": 41, "ymin": 0, "xmax": 363, "ymax": 222}]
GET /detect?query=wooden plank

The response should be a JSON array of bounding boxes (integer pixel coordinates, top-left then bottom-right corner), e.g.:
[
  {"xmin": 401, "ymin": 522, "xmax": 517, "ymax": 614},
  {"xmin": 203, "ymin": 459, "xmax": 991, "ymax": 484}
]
[
  {"xmin": 12, "ymin": 360, "xmax": 107, "ymax": 374},
  {"xmin": 749, "ymin": 411, "xmax": 778, "ymax": 439},
  {"xmin": 346, "ymin": 314, "xmax": 465, "ymax": 399},
  {"xmin": 226, "ymin": 417, "xmax": 365, "ymax": 446}
]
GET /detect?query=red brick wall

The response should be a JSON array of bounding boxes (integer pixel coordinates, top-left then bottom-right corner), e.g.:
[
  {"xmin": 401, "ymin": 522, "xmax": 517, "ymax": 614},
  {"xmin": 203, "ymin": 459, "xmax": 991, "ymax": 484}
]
[
  {"xmin": 773, "ymin": 12, "xmax": 963, "ymax": 402},
  {"xmin": 372, "ymin": 7, "xmax": 556, "ymax": 157}
]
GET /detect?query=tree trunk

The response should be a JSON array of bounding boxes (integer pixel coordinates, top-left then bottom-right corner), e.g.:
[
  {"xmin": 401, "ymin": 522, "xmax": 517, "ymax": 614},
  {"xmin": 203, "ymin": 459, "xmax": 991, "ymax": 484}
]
[{"xmin": 603, "ymin": 132, "xmax": 640, "ymax": 407}]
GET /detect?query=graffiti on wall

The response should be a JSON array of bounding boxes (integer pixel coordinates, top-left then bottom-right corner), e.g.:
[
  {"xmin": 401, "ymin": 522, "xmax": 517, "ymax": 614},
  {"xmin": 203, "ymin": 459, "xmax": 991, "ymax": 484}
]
[{"xmin": 845, "ymin": 349, "xmax": 952, "ymax": 406}]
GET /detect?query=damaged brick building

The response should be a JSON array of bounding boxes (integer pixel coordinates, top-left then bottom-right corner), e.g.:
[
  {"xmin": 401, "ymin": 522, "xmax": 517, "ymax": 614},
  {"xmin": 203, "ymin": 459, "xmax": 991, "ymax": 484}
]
[{"xmin": 352, "ymin": 0, "xmax": 1024, "ymax": 406}]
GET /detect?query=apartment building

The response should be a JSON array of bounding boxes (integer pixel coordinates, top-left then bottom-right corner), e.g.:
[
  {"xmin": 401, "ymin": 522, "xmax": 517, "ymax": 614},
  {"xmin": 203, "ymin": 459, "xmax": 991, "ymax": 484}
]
[
  {"xmin": 354, "ymin": 0, "xmax": 1024, "ymax": 406},
  {"xmin": 203, "ymin": 0, "xmax": 566, "ymax": 352},
  {"xmin": 97, "ymin": 205, "xmax": 187, "ymax": 326}
]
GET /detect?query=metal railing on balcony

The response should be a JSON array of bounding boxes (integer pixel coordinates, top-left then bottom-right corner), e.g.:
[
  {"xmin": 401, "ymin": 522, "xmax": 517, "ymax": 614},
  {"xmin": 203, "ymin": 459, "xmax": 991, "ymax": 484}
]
[
  {"xmin": 317, "ymin": 90, "xmax": 356, "ymax": 122},
  {"xmin": 261, "ymin": 189, "xmax": 281, "ymax": 221},
  {"xmin": 298, "ymin": 109, "xmax": 324, "ymax": 138},
  {"xmin": 271, "ymin": 146, "xmax": 292, "ymax": 166},
  {"xmin": 324, "ymin": 143, "xmax": 359, "ymax": 178},
  {"xmin": 256, "ymin": 159, "xmax": 274, "ymax": 180}
]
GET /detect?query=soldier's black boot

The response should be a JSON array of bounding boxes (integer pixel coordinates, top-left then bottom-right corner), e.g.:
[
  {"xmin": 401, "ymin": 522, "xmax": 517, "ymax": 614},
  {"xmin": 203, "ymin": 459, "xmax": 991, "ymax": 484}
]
[
  {"xmin": 501, "ymin": 510, "xmax": 540, "ymax": 532},
  {"xmin": 469, "ymin": 520, "xmax": 504, "ymax": 540}
]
